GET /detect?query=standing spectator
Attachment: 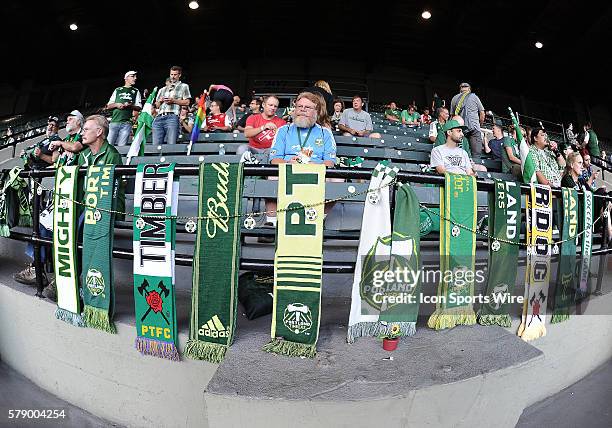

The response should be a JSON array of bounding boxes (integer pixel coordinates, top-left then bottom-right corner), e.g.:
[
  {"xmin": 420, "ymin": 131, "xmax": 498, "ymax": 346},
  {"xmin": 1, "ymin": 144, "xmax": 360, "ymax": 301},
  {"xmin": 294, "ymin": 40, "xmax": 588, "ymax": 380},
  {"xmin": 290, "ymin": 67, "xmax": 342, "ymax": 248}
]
[
  {"xmin": 401, "ymin": 105, "xmax": 420, "ymax": 127},
  {"xmin": 582, "ymin": 122, "xmax": 601, "ymax": 158},
  {"xmin": 203, "ymin": 100, "xmax": 232, "ymax": 132},
  {"xmin": 302, "ymin": 80, "xmax": 335, "ymax": 116},
  {"xmin": 207, "ymin": 84, "xmax": 234, "ymax": 113},
  {"xmin": 430, "ymin": 119, "xmax": 476, "ymax": 176},
  {"xmin": 52, "ymin": 110, "xmax": 84, "ymax": 166},
  {"xmin": 501, "ymin": 124, "xmax": 523, "ymax": 178},
  {"xmin": 429, "ymin": 107, "xmax": 450, "ymax": 146},
  {"xmin": 338, "ymin": 95, "xmax": 381, "ymax": 138},
  {"xmin": 450, "ymin": 82, "xmax": 485, "ymax": 160},
  {"xmin": 331, "ymin": 99, "xmax": 344, "ymax": 130},
  {"xmin": 240, "ymin": 95, "xmax": 286, "ymax": 157},
  {"xmin": 153, "ymin": 66, "xmax": 191, "ymax": 145},
  {"xmin": 420, "ymin": 108, "xmax": 432, "ymax": 125},
  {"xmin": 529, "ymin": 127, "xmax": 565, "ymax": 187},
  {"xmin": 105, "ymin": 70, "xmax": 142, "ymax": 146},
  {"xmin": 431, "ymin": 92, "xmax": 445, "ymax": 112},
  {"xmin": 385, "ymin": 102, "xmax": 402, "ymax": 122},
  {"xmin": 235, "ymin": 98, "xmax": 262, "ymax": 132}
]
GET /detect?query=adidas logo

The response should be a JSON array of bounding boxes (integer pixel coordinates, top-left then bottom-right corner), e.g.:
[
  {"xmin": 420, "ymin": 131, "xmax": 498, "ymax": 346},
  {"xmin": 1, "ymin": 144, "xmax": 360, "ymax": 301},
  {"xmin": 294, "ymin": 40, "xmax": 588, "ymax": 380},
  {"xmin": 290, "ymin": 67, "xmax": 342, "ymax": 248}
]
[{"xmin": 198, "ymin": 315, "xmax": 229, "ymax": 338}]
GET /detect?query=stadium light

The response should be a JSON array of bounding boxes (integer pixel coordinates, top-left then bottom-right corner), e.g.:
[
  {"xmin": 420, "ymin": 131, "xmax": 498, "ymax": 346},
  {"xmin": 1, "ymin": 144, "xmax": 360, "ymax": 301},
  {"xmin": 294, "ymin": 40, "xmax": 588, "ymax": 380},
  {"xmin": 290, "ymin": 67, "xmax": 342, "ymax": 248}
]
[
  {"xmin": 69, "ymin": 23, "xmax": 78, "ymax": 31},
  {"xmin": 189, "ymin": 1, "xmax": 199, "ymax": 9},
  {"xmin": 535, "ymin": 41, "xmax": 543, "ymax": 49},
  {"xmin": 422, "ymin": 10, "xmax": 432, "ymax": 20}
]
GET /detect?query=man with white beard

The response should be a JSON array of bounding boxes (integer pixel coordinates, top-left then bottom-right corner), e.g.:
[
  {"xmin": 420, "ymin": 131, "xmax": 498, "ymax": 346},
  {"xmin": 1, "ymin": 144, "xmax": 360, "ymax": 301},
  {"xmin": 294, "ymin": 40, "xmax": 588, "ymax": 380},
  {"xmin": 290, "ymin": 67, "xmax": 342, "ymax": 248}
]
[
  {"xmin": 51, "ymin": 110, "xmax": 85, "ymax": 166},
  {"xmin": 262, "ymin": 91, "xmax": 336, "ymax": 229}
]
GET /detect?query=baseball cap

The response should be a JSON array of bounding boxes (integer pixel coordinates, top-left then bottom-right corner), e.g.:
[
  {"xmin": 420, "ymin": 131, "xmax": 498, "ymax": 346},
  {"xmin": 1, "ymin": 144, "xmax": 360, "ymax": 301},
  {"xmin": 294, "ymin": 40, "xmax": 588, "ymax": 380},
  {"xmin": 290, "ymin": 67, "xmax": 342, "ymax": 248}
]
[
  {"xmin": 124, "ymin": 70, "xmax": 137, "ymax": 79},
  {"xmin": 459, "ymin": 82, "xmax": 471, "ymax": 88},
  {"xmin": 443, "ymin": 119, "xmax": 468, "ymax": 133},
  {"xmin": 68, "ymin": 110, "xmax": 84, "ymax": 125},
  {"xmin": 48, "ymin": 115, "xmax": 59, "ymax": 124}
]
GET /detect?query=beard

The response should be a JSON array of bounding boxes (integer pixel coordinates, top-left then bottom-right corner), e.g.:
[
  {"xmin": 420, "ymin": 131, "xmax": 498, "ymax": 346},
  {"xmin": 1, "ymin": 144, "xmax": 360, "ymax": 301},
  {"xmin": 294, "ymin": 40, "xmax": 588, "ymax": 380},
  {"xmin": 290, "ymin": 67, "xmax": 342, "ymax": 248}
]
[{"xmin": 294, "ymin": 114, "xmax": 316, "ymax": 128}]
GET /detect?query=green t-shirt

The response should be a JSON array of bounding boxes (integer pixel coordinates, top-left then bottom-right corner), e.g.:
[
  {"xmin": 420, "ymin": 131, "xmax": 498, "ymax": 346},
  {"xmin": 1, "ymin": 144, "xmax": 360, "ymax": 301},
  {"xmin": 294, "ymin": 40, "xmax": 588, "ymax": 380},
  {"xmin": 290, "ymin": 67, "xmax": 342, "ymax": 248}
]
[
  {"xmin": 401, "ymin": 110, "xmax": 420, "ymax": 124},
  {"xmin": 501, "ymin": 137, "xmax": 519, "ymax": 173},
  {"xmin": 108, "ymin": 86, "xmax": 142, "ymax": 123},
  {"xmin": 384, "ymin": 108, "xmax": 402, "ymax": 121},
  {"xmin": 587, "ymin": 129, "xmax": 600, "ymax": 157},
  {"xmin": 77, "ymin": 140, "xmax": 125, "ymax": 215}
]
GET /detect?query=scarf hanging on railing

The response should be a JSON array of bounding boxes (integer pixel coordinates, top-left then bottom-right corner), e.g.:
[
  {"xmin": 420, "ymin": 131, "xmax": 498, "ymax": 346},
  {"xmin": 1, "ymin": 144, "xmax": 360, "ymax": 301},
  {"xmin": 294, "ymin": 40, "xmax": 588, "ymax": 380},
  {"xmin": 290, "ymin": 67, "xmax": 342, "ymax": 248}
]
[
  {"xmin": 518, "ymin": 184, "xmax": 552, "ymax": 341},
  {"xmin": 82, "ymin": 165, "xmax": 118, "ymax": 333},
  {"xmin": 263, "ymin": 163, "xmax": 326, "ymax": 358},
  {"xmin": 185, "ymin": 162, "xmax": 244, "ymax": 363},
  {"xmin": 577, "ymin": 190, "xmax": 593, "ymax": 301},
  {"xmin": 427, "ymin": 173, "xmax": 478, "ymax": 330},
  {"xmin": 133, "ymin": 163, "xmax": 180, "ymax": 361},
  {"xmin": 551, "ymin": 188, "xmax": 578, "ymax": 323},
  {"xmin": 54, "ymin": 165, "xmax": 84, "ymax": 326},
  {"xmin": 478, "ymin": 179, "xmax": 521, "ymax": 327},
  {"xmin": 0, "ymin": 166, "xmax": 32, "ymax": 236}
]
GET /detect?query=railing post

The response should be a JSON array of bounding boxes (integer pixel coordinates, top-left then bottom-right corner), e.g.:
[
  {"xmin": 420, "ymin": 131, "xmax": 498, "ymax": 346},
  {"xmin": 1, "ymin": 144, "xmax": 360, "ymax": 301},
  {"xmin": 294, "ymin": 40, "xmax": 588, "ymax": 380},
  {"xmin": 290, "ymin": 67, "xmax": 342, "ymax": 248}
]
[
  {"xmin": 31, "ymin": 178, "xmax": 45, "ymax": 297},
  {"xmin": 595, "ymin": 211, "xmax": 609, "ymax": 295}
]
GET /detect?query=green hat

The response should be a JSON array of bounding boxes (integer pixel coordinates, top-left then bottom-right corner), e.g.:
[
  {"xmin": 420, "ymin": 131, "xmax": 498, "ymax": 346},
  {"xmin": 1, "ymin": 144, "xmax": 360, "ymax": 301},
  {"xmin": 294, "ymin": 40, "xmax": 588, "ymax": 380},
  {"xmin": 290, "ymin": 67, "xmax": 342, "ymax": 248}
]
[{"xmin": 443, "ymin": 119, "xmax": 468, "ymax": 133}]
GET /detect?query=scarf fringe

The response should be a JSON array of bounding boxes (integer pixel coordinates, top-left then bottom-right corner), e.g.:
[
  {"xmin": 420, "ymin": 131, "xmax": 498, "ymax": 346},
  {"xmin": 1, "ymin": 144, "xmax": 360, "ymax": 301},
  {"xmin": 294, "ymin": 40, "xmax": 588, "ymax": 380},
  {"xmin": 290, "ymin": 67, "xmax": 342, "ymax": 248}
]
[
  {"xmin": 135, "ymin": 337, "xmax": 180, "ymax": 361},
  {"xmin": 83, "ymin": 305, "xmax": 116, "ymax": 334},
  {"xmin": 519, "ymin": 323, "xmax": 547, "ymax": 341},
  {"xmin": 427, "ymin": 307, "xmax": 476, "ymax": 330},
  {"xmin": 0, "ymin": 224, "xmax": 9, "ymax": 237},
  {"xmin": 55, "ymin": 307, "xmax": 85, "ymax": 327},
  {"xmin": 477, "ymin": 312, "xmax": 512, "ymax": 327},
  {"xmin": 184, "ymin": 339, "xmax": 227, "ymax": 363},
  {"xmin": 262, "ymin": 339, "xmax": 316, "ymax": 358},
  {"xmin": 347, "ymin": 321, "xmax": 416, "ymax": 344},
  {"xmin": 550, "ymin": 311, "xmax": 570, "ymax": 324},
  {"xmin": 18, "ymin": 214, "xmax": 32, "ymax": 227}
]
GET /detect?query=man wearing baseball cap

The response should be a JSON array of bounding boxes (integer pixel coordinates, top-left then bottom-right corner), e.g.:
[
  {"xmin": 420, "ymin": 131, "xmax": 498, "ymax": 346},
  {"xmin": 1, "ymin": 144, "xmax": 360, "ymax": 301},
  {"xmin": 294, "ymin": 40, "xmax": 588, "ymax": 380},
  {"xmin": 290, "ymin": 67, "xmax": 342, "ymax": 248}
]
[
  {"xmin": 104, "ymin": 70, "xmax": 142, "ymax": 147},
  {"xmin": 51, "ymin": 110, "xmax": 85, "ymax": 166},
  {"xmin": 430, "ymin": 119, "xmax": 476, "ymax": 176}
]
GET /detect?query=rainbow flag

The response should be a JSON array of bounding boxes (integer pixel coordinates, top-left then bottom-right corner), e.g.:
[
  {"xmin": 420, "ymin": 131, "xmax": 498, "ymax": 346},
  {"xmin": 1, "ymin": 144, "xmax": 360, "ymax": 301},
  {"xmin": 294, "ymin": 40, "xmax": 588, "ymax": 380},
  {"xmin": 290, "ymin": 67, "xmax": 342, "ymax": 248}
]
[{"xmin": 187, "ymin": 93, "xmax": 206, "ymax": 155}]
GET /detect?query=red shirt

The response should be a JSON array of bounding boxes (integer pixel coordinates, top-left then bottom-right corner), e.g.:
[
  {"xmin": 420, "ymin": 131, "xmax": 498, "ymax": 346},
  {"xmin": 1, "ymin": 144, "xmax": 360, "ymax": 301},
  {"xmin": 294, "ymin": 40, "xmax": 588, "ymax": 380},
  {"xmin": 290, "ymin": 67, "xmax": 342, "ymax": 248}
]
[
  {"xmin": 246, "ymin": 114, "xmax": 287, "ymax": 149},
  {"xmin": 205, "ymin": 113, "xmax": 229, "ymax": 130}
]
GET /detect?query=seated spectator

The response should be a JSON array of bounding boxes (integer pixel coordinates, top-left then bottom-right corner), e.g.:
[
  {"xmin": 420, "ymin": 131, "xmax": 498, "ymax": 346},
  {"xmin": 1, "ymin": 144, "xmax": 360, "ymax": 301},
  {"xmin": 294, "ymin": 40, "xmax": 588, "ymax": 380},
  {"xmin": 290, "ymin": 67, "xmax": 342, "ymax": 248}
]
[
  {"xmin": 52, "ymin": 110, "xmax": 85, "ymax": 166},
  {"xmin": 430, "ymin": 119, "xmax": 476, "ymax": 176},
  {"xmin": 330, "ymin": 99, "xmax": 344, "ymax": 130},
  {"xmin": 235, "ymin": 98, "xmax": 262, "ymax": 132},
  {"xmin": 385, "ymin": 102, "xmax": 402, "ymax": 122},
  {"xmin": 429, "ymin": 107, "xmax": 449, "ymax": 145},
  {"xmin": 562, "ymin": 152, "xmax": 590, "ymax": 190},
  {"xmin": 420, "ymin": 108, "xmax": 432, "ymax": 125},
  {"xmin": 240, "ymin": 95, "xmax": 286, "ymax": 158},
  {"xmin": 581, "ymin": 154, "xmax": 600, "ymax": 190},
  {"xmin": 483, "ymin": 124, "xmax": 505, "ymax": 159},
  {"xmin": 338, "ymin": 95, "xmax": 381, "ymax": 139},
  {"xmin": 302, "ymin": 80, "xmax": 335, "ymax": 116},
  {"xmin": 282, "ymin": 97, "xmax": 296, "ymax": 123},
  {"xmin": 313, "ymin": 92, "xmax": 332, "ymax": 129},
  {"xmin": 530, "ymin": 127, "xmax": 565, "ymax": 187},
  {"xmin": 202, "ymin": 101, "xmax": 232, "ymax": 132},
  {"xmin": 179, "ymin": 105, "xmax": 195, "ymax": 134},
  {"xmin": 233, "ymin": 95, "xmax": 246, "ymax": 112},
  {"xmin": 431, "ymin": 92, "xmax": 445, "ymax": 112},
  {"xmin": 401, "ymin": 105, "xmax": 421, "ymax": 127},
  {"xmin": 22, "ymin": 116, "xmax": 61, "ymax": 169},
  {"xmin": 501, "ymin": 125, "xmax": 523, "ymax": 178}
]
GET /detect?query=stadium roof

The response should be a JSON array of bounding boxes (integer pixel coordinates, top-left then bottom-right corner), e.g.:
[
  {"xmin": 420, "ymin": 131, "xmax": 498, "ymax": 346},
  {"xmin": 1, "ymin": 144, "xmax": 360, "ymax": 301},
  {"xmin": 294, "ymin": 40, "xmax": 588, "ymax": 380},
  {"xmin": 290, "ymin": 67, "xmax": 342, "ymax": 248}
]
[{"xmin": 2, "ymin": 1, "xmax": 611, "ymax": 104}]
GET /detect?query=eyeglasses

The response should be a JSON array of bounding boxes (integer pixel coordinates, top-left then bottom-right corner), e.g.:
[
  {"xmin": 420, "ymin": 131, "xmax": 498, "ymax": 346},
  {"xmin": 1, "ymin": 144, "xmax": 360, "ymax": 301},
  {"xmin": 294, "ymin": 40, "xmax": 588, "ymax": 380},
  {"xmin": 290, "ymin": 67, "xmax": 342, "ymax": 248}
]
[{"xmin": 295, "ymin": 104, "xmax": 315, "ymax": 112}]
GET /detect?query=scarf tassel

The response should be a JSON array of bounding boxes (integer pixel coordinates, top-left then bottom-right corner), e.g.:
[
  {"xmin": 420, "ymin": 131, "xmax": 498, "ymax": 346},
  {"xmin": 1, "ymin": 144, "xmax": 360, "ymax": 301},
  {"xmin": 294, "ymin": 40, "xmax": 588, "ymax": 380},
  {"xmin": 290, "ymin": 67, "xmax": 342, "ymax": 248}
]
[
  {"xmin": 135, "ymin": 337, "xmax": 180, "ymax": 361},
  {"xmin": 347, "ymin": 321, "xmax": 416, "ymax": 344},
  {"xmin": 55, "ymin": 307, "xmax": 86, "ymax": 327},
  {"xmin": 18, "ymin": 213, "xmax": 32, "ymax": 227},
  {"xmin": 263, "ymin": 339, "xmax": 317, "ymax": 359},
  {"xmin": 476, "ymin": 312, "xmax": 512, "ymax": 327},
  {"xmin": 518, "ymin": 323, "xmax": 547, "ymax": 341},
  {"xmin": 427, "ymin": 307, "xmax": 476, "ymax": 330},
  {"xmin": 0, "ymin": 224, "xmax": 9, "ymax": 237},
  {"xmin": 83, "ymin": 305, "xmax": 116, "ymax": 334},
  {"xmin": 550, "ymin": 311, "xmax": 570, "ymax": 324},
  {"xmin": 184, "ymin": 339, "xmax": 227, "ymax": 364}
]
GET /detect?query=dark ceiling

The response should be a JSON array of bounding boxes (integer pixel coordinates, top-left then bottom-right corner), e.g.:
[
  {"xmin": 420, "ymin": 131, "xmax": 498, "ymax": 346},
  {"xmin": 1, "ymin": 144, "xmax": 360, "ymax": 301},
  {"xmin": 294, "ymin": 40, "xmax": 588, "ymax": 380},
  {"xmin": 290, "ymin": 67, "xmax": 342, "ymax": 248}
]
[{"xmin": 2, "ymin": 0, "xmax": 611, "ymax": 104}]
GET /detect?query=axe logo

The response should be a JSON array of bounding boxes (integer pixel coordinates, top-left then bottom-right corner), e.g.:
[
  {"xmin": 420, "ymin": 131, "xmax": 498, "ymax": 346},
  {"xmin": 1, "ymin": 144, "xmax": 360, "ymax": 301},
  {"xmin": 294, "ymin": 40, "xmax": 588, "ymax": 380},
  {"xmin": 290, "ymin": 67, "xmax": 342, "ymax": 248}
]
[
  {"xmin": 138, "ymin": 279, "xmax": 171, "ymax": 325},
  {"xmin": 283, "ymin": 303, "xmax": 313, "ymax": 334}
]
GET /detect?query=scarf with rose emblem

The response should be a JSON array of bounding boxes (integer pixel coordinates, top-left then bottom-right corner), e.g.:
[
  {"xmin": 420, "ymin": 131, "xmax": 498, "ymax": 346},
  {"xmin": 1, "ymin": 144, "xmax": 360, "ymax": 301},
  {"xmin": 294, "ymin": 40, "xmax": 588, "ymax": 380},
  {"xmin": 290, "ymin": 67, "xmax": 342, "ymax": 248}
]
[
  {"xmin": 185, "ymin": 162, "xmax": 244, "ymax": 363},
  {"xmin": 133, "ymin": 163, "xmax": 180, "ymax": 361}
]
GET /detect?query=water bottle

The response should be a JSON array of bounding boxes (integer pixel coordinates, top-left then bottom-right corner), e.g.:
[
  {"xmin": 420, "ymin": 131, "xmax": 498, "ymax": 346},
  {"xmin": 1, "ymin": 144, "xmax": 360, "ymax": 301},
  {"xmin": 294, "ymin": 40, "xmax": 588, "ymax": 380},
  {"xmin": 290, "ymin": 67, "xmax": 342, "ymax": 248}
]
[{"xmin": 218, "ymin": 144, "xmax": 225, "ymax": 155}]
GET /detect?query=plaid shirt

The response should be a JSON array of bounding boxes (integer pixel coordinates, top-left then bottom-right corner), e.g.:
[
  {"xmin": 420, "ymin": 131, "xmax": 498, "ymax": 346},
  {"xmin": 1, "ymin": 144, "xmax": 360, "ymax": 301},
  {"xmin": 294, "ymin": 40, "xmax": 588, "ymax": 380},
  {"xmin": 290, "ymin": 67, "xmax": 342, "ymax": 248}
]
[
  {"xmin": 156, "ymin": 80, "xmax": 191, "ymax": 115},
  {"xmin": 530, "ymin": 146, "xmax": 562, "ymax": 186}
]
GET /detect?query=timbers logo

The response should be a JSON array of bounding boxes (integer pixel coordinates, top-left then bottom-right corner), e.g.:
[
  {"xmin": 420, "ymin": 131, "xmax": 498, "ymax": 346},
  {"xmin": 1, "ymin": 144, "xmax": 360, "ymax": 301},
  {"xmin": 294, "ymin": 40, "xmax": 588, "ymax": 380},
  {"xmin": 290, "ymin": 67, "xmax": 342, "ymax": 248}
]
[
  {"xmin": 137, "ymin": 278, "xmax": 170, "ymax": 324},
  {"xmin": 86, "ymin": 268, "xmax": 105, "ymax": 297},
  {"xmin": 283, "ymin": 303, "xmax": 313, "ymax": 334}
]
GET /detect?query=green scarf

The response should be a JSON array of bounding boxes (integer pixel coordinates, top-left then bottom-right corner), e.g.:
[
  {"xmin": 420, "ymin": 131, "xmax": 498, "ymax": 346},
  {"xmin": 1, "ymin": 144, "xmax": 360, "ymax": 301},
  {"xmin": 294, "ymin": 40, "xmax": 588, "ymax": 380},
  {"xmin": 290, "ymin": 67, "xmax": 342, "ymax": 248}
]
[
  {"xmin": 551, "ymin": 188, "xmax": 578, "ymax": 323},
  {"xmin": 263, "ymin": 164, "xmax": 326, "ymax": 358},
  {"xmin": 428, "ymin": 173, "xmax": 477, "ymax": 330},
  {"xmin": 54, "ymin": 166, "xmax": 85, "ymax": 327},
  {"xmin": 0, "ymin": 167, "xmax": 32, "ymax": 236},
  {"xmin": 82, "ymin": 165, "xmax": 118, "ymax": 333},
  {"xmin": 577, "ymin": 190, "xmax": 593, "ymax": 301},
  {"xmin": 133, "ymin": 163, "xmax": 180, "ymax": 361},
  {"xmin": 185, "ymin": 162, "xmax": 244, "ymax": 363},
  {"xmin": 478, "ymin": 179, "xmax": 521, "ymax": 327},
  {"xmin": 518, "ymin": 184, "xmax": 552, "ymax": 341}
]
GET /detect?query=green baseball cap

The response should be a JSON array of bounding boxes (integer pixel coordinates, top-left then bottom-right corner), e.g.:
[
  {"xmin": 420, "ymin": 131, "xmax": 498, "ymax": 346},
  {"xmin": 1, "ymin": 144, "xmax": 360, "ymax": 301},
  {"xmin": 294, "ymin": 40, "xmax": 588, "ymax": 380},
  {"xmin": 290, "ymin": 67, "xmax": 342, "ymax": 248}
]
[{"xmin": 443, "ymin": 119, "xmax": 468, "ymax": 133}]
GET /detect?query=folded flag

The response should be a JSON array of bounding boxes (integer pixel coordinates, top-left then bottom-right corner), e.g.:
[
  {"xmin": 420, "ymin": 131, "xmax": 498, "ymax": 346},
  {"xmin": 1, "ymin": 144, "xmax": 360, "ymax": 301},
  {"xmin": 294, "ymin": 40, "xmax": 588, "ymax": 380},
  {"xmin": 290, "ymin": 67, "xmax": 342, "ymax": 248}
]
[
  {"xmin": 0, "ymin": 167, "xmax": 32, "ymax": 236},
  {"xmin": 187, "ymin": 92, "xmax": 206, "ymax": 156},
  {"xmin": 127, "ymin": 87, "xmax": 158, "ymax": 164}
]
